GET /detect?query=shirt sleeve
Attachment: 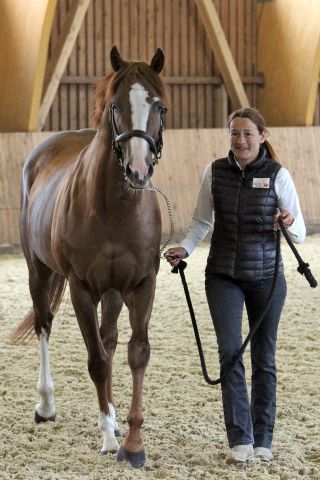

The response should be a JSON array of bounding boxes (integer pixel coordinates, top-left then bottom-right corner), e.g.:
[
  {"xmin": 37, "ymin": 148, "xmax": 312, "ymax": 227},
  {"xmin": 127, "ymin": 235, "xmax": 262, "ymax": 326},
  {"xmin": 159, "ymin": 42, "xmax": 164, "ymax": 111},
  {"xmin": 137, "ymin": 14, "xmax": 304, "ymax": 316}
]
[
  {"xmin": 275, "ymin": 167, "xmax": 306, "ymax": 244},
  {"xmin": 179, "ymin": 163, "xmax": 214, "ymax": 256}
]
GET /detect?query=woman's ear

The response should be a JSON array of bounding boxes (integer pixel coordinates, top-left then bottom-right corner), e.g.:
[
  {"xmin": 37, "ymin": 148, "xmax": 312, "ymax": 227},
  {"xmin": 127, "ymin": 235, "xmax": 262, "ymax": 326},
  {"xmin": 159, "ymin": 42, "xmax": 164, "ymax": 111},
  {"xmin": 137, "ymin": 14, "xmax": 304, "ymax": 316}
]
[{"xmin": 260, "ymin": 131, "xmax": 267, "ymax": 143}]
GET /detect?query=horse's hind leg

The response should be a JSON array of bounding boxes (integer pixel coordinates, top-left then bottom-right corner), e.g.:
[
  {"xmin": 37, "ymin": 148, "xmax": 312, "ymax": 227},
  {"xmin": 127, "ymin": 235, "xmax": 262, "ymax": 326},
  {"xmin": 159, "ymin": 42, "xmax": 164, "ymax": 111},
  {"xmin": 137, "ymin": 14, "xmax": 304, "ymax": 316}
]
[
  {"xmin": 28, "ymin": 258, "xmax": 57, "ymax": 422},
  {"xmin": 100, "ymin": 289, "xmax": 123, "ymax": 437},
  {"xmin": 69, "ymin": 275, "xmax": 119, "ymax": 454}
]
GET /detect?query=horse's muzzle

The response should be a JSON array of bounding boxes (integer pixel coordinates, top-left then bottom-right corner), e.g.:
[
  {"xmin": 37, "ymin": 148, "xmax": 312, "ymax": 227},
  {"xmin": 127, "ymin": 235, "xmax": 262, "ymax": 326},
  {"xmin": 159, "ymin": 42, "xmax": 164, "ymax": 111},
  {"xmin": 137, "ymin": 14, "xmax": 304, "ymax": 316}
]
[{"xmin": 125, "ymin": 162, "xmax": 154, "ymax": 189}]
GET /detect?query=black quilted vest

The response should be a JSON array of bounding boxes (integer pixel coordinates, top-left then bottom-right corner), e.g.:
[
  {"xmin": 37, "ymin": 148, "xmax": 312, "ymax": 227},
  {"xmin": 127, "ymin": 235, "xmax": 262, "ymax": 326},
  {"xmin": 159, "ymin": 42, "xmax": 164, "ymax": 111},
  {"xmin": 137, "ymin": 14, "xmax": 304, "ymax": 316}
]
[{"xmin": 206, "ymin": 146, "xmax": 283, "ymax": 281}]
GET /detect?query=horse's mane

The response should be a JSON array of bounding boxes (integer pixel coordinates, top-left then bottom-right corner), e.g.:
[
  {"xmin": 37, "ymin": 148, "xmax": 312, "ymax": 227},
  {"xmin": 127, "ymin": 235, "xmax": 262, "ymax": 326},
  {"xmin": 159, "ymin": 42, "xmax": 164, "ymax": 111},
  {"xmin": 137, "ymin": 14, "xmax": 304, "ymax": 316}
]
[{"xmin": 91, "ymin": 62, "xmax": 167, "ymax": 128}]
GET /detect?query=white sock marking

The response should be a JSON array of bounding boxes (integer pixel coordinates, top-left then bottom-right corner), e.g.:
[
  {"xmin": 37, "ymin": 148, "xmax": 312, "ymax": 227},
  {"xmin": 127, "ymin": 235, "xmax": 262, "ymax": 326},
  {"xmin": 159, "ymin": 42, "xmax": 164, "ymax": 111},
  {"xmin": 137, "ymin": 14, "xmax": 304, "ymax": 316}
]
[
  {"xmin": 36, "ymin": 328, "xmax": 55, "ymax": 419},
  {"xmin": 99, "ymin": 411, "xmax": 119, "ymax": 453},
  {"xmin": 108, "ymin": 402, "xmax": 120, "ymax": 433}
]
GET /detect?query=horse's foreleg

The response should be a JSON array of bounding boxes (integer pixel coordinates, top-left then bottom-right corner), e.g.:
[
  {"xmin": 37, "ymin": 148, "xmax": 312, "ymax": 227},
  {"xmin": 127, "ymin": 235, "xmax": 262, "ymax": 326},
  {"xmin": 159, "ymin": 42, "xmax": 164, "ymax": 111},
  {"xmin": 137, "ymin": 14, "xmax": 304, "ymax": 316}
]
[
  {"xmin": 28, "ymin": 260, "xmax": 56, "ymax": 422},
  {"xmin": 117, "ymin": 276, "xmax": 155, "ymax": 468},
  {"xmin": 100, "ymin": 289, "xmax": 123, "ymax": 437},
  {"xmin": 69, "ymin": 275, "xmax": 119, "ymax": 454}
]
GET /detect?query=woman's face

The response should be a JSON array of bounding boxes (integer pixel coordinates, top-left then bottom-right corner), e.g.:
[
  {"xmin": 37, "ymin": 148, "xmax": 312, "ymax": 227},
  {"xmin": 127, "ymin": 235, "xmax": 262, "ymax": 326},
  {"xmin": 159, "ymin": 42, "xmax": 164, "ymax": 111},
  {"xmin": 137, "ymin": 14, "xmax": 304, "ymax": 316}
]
[{"xmin": 229, "ymin": 117, "xmax": 266, "ymax": 168}]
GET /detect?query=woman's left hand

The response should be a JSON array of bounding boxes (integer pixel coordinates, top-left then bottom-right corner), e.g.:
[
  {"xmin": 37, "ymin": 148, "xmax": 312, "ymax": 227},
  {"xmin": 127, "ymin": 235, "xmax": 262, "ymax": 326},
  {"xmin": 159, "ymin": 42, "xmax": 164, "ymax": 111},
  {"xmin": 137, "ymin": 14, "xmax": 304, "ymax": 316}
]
[{"xmin": 274, "ymin": 209, "xmax": 294, "ymax": 230}]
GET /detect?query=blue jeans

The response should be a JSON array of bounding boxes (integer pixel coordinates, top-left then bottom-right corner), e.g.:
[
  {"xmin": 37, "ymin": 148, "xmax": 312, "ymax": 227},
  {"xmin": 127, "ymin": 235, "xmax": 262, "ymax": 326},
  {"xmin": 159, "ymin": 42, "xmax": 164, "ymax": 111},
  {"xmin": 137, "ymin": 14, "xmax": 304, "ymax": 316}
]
[{"xmin": 205, "ymin": 273, "xmax": 287, "ymax": 448}]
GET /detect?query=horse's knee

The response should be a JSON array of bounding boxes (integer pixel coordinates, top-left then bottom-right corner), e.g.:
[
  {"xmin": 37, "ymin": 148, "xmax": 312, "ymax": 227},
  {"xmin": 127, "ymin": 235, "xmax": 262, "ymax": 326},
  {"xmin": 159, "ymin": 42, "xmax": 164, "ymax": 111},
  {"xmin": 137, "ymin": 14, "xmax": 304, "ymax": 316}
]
[
  {"xmin": 34, "ymin": 311, "xmax": 54, "ymax": 338},
  {"xmin": 88, "ymin": 352, "xmax": 108, "ymax": 383},
  {"xmin": 100, "ymin": 325, "xmax": 118, "ymax": 352},
  {"xmin": 128, "ymin": 338, "xmax": 150, "ymax": 370}
]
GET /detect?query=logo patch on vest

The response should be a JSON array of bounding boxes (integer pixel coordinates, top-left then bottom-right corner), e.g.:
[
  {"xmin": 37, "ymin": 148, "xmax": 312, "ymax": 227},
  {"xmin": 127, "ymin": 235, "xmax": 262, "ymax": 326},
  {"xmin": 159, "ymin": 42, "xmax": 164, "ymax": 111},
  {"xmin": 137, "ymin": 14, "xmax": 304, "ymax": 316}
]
[{"xmin": 252, "ymin": 178, "xmax": 270, "ymax": 188}]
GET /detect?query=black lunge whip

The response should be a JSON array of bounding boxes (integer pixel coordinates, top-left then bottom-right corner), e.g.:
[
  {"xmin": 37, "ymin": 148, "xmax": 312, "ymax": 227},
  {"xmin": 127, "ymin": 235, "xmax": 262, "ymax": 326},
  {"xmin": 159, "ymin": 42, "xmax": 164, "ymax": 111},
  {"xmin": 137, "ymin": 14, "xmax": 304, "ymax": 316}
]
[{"xmin": 170, "ymin": 217, "xmax": 317, "ymax": 386}]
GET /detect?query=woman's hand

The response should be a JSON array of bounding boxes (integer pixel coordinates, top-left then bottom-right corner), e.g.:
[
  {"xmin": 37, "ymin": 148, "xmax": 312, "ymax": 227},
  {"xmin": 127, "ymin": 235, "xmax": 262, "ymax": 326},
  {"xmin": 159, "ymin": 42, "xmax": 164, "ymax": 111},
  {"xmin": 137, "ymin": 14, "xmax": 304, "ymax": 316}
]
[
  {"xmin": 164, "ymin": 247, "xmax": 188, "ymax": 267},
  {"xmin": 274, "ymin": 209, "xmax": 294, "ymax": 230}
]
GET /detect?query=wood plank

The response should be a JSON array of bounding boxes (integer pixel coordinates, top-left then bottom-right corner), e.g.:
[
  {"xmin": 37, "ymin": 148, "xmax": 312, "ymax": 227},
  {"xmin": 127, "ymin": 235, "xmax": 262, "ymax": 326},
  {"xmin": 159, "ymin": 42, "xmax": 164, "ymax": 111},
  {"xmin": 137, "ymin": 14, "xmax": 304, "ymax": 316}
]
[
  {"xmin": 60, "ymin": 0, "xmax": 69, "ymax": 131},
  {"xmin": 138, "ymin": 0, "xmax": 147, "ymax": 60},
  {"xmin": 67, "ymin": 0, "xmax": 79, "ymax": 130},
  {"xmin": 172, "ymin": 0, "xmax": 180, "ymax": 128},
  {"xmin": 196, "ymin": 3, "xmax": 206, "ymax": 128},
  {"xmin": 86, "ymin": 1, "xmax": 95, "ymax": 127},
  {"xmin": 122, "ymin": 0, "xmax": 130, "ymax": 60},
  {"xmin": 78, "ymin": 6, "xmax": 88, "ymax": 129},
  {"xmin": 38, "ymin": 0, "xmax": 91, "ymax": 130},
  {"xmin": 146, "ymin": 0, "xmax": 156, "ymax": 60},
  {"xmin": 189, "ymin": 0, "xmax": 198, "ymax": 128},
  {"xmin": 60, "ymin": 74, "xmax": 264, "ymax": 85},
  {"xmin": 194, "ymin": 0, "xmax": 250, "ymax": 109},
  {"xmin": 181, "ymin": 0, "xmax": 189, "ymax": 128},
  {"xmin": 104, "ymin": 0, "xmax": 113, "ymax": 69},
  {"xmin": 163, "ymin": 0, "xmax": 173, "ymax": 128}
]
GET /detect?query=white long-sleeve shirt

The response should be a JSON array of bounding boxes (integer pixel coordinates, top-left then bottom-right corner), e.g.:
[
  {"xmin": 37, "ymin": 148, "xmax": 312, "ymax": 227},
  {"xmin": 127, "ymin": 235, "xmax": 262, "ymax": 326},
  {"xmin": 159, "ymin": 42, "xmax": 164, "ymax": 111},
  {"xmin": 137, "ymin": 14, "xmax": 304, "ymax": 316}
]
[{"xmin": 180, "ymin": 163, "xmax": 306, "ymax": 256}]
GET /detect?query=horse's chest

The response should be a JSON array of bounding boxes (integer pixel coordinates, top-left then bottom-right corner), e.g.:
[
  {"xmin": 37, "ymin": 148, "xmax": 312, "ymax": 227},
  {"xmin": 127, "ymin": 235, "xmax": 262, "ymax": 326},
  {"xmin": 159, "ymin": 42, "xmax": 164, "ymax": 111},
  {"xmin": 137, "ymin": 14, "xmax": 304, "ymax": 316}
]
[{"xmin": 74, "ymin": 248, "xmax": 156, "ymax": 296}]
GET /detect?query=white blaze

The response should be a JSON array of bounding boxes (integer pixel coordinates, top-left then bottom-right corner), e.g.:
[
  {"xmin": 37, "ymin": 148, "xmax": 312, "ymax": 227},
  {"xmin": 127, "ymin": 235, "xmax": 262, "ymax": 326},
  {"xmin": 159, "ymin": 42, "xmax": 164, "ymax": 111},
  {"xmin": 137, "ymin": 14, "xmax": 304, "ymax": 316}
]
[{"xmin": 129, "ymin": 82, "xmax": 152, "ymax": 179}]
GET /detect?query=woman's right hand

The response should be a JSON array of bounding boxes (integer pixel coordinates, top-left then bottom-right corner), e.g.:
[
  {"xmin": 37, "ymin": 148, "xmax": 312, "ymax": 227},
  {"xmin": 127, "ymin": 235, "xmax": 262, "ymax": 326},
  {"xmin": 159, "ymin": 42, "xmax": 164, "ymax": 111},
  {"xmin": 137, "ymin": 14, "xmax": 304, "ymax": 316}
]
[{"xmin": 164, "ymin": 247, "xmax": 188, "ymax": 267}]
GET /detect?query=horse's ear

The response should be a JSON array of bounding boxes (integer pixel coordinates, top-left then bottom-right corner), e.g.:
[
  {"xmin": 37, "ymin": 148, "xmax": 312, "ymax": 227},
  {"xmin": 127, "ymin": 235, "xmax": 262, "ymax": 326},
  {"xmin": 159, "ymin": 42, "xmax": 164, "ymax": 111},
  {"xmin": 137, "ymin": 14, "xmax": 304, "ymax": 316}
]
[
  {"xmin": 110, "ymin": 45, "xmax": 127, "ymax": 71},
  {"xmin": 150, "ymin": 48, "xmax": 165, "ymax": 73}
]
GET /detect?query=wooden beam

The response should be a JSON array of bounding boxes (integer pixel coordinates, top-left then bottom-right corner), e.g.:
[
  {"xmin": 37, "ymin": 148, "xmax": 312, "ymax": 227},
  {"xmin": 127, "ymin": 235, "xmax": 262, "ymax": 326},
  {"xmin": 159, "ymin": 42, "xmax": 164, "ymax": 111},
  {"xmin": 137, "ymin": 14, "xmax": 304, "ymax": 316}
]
[
  {"xmin": 194, "ymin": 0, "xmax": 250, "ymax": 109},
  {"xmin": 60, "ymin": 74, "xmax": 265, "ymax": 86},
  {"xmin": 38, "ymin": 0, "xmax": 91, "ymax": 130}
]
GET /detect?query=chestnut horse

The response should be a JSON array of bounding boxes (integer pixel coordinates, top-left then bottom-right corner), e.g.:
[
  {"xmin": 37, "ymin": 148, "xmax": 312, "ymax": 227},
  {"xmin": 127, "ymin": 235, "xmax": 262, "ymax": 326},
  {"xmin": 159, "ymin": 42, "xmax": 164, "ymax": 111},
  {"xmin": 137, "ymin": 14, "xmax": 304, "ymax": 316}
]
[{"xmin": 11, "ymin": 46, "xmax": 167, "ymax": 468}]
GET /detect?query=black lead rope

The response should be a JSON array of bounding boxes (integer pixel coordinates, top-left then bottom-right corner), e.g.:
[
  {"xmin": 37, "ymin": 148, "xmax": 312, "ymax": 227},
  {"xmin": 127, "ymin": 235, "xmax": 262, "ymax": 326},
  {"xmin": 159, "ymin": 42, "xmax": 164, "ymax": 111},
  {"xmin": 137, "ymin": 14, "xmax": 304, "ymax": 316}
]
[
  {"xmin": 278, "ymin": 217, "xmax": 318, "ymax": 288},
  {"xmin": 171, "ymin": 217, "xmax": 317, "ymax": 386}
]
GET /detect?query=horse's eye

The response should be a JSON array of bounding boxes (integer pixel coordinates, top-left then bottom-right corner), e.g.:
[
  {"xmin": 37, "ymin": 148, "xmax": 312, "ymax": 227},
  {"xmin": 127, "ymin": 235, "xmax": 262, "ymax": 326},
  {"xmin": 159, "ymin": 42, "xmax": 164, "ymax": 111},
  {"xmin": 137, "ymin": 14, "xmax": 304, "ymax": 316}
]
[{"xmin": 111, "ymin": 103, "xmax": 119, "ymax": 111}]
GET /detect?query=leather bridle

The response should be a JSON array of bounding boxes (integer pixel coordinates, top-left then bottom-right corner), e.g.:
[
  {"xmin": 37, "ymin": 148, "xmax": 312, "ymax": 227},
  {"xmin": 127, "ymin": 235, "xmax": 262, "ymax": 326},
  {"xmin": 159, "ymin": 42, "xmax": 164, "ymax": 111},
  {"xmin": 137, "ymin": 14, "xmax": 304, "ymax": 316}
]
[{"xmin": 109, "ymin": 103, "xmax": 167, "ymax": 166}]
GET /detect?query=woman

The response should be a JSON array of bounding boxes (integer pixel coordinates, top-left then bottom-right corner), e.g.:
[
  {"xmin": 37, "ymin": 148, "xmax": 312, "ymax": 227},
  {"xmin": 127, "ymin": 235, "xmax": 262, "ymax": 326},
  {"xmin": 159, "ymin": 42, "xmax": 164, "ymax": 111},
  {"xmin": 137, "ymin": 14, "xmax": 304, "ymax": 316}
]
[{"xmin": 165, "ymin": 108, "xmax": 306, "ymax": 463}]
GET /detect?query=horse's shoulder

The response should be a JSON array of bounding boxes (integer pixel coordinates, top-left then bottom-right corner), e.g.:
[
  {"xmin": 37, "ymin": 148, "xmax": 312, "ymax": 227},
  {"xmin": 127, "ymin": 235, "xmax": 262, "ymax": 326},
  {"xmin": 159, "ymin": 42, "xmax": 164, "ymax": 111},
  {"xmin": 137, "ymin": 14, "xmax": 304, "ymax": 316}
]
[{"xmin": 22, "ymin": 129, "xmax": 97, "ymax": 190}]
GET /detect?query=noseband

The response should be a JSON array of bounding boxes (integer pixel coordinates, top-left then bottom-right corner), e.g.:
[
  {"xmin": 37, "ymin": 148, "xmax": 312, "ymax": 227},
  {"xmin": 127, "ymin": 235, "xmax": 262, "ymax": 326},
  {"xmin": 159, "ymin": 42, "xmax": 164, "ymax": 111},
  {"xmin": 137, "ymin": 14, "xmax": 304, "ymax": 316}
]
[{"xmin": 109, "ymin": 103, "xmax": 167, "ymax": 166}]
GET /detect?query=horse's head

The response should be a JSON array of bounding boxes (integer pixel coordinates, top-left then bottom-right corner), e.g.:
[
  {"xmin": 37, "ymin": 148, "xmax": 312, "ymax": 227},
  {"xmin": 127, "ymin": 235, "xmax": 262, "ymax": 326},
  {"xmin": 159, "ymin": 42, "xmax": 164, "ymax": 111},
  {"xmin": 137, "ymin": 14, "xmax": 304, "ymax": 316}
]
[{"xmin": 92, "ymin": 46, "xmax": 167, "ymax": 189}]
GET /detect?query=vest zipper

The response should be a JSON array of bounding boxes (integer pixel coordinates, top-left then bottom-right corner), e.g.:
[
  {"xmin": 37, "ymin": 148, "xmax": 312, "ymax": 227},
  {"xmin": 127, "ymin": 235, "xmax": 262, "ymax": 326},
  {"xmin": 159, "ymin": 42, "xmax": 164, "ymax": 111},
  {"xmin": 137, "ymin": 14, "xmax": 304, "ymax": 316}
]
[{"xmin": 235, "ymin": 170, "xmax": 245, "ymax": 278}]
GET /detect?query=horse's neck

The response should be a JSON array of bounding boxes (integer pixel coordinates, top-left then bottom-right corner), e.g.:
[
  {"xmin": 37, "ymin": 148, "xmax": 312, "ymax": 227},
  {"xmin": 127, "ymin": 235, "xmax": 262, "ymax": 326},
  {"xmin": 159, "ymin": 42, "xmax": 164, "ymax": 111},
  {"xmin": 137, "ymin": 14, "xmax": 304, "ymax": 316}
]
[{"xmin": 80, "ymin": 128, "xmax": 132, "ymax": 210}]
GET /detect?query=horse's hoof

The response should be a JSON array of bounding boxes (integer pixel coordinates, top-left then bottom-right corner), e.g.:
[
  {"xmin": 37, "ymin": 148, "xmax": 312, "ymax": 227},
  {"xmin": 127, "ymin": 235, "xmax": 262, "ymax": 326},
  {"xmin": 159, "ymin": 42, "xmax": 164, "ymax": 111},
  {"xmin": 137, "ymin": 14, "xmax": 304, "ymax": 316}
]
[
  {"xmin": 101, "ymin": 447, "xmax": 118, "ymax": 455},
  {"xmin": 116, "ymin": 445, "xmax": 146, "ymax": 468},
  {"xmin": 114, "ymin": 429, "xmax": 122, "ymax": 437},
  {"xmin": 34, "ymin": 411, "xmax": 56, "ymax": 423}
]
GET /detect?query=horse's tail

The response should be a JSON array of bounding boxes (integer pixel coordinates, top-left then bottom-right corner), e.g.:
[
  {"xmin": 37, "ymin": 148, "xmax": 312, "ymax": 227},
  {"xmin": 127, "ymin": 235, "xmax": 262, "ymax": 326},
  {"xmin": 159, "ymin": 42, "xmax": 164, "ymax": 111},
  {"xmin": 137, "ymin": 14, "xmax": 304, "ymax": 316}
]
[{"xmin": 9, "ymin": 274, "xmax": 67, "ymax": 344}]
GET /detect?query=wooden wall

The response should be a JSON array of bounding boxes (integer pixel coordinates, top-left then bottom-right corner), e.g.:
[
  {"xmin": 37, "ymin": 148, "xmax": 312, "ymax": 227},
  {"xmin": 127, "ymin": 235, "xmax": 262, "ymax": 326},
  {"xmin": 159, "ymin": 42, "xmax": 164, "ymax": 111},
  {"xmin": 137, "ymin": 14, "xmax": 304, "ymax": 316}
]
[
  {"xmin": 1, "ymin": 128, "xmax": 319, "ymax": 248},
  {"xmin": 44, "ymin": 0, "xmax": 259, "ymax": 131}
]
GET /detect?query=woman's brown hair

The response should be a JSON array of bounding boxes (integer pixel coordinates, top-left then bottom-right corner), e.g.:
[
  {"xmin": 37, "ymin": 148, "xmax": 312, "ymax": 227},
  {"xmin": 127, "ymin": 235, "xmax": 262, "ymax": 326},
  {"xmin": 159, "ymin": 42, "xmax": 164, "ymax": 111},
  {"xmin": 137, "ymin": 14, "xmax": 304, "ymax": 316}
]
[{"xmin": 228, "ymin": 107, "xmax": 278, "ymax": 161}]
